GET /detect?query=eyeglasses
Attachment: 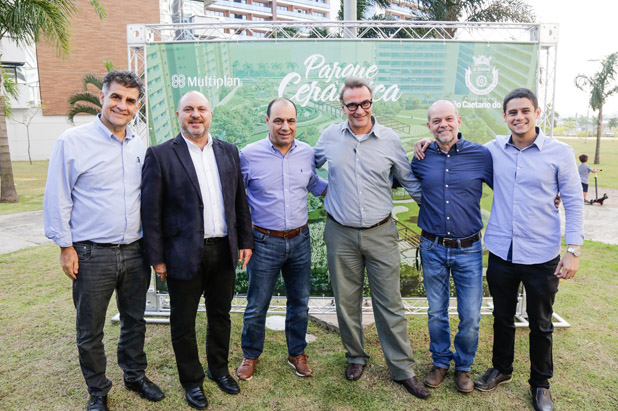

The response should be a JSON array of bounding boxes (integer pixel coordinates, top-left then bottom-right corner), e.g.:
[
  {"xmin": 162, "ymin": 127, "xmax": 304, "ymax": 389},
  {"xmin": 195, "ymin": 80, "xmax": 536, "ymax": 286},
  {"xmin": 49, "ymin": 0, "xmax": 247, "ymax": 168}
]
[{"xmin": 343, "ymin": 99, "xmax": 372, "ymax": 112}]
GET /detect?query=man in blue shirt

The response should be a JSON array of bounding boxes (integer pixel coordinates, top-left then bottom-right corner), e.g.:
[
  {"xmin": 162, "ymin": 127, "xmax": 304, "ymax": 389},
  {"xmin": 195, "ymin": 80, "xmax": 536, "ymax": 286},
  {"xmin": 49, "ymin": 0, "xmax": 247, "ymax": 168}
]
[
  {"xmin": 236, "ymin": 98, "xmax": 327, "ymax": 381},
  {"xmin": 44, "ymin": 71, "xmax": 164, "ymax": 411},
  {"xmin": 411, "ymin": 100, "xmax": 493, "ymax": 393},
  {"xmin": 315, "ymin": 76, "xmax": 430, "ymax": 399},
  {"xmin": 475, "ymin": 88, "xmax": 583, "ymax": 411}
]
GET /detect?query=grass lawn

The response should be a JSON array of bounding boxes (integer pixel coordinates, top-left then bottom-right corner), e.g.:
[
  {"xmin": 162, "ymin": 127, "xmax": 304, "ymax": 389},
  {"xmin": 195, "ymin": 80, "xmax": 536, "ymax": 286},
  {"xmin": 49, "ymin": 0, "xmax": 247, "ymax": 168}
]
[
  {"xmin": 0, "ymin": 242, "xmax": 617, "ymax": 410},
  {"xmin": 556, "ymin": 137, "xmax": 618, "ymax": 190},
  {"xmin": 0, "ymin": 160, "xmax": 48, "ymax": 215}
]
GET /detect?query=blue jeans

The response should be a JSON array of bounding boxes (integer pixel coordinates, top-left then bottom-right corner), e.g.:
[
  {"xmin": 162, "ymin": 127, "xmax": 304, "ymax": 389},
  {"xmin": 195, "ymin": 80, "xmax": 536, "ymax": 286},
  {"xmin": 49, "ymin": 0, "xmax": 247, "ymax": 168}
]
[
  {"xmin": 241, "ymin": 226, "xmax": 311, "ymax": 359},
  {"xmin": 419, "ymin": 236, "xmax": 483, "ymax": 371},
  {"xmin": 72, "ymin": 241, "xmax": 150, "ymax": 396}
]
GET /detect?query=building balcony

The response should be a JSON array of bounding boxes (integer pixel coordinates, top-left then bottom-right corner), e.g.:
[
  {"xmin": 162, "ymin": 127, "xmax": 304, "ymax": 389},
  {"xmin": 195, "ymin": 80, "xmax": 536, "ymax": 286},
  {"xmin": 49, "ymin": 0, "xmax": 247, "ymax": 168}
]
[
  {"xmin": 210, "ymin": 0, "xmax": 272, "ymax": 15},
  {"xmin": 277, "ymin": 0, "xmax": 330, "ymax": 11}
]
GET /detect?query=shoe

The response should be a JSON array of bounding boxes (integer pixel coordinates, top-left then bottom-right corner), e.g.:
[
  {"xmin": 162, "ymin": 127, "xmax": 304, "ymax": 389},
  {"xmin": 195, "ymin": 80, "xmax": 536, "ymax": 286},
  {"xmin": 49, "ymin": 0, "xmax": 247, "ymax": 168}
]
[
  {"xmin": 345, "ymin": 363, "xmax": 364, "ymax": 381},
  {"xmin": 236, "ymin": 357, "xmax": 258, "ymax": 381},
  {"xmin": 86, "ymin": 395, "xmax": 109, "ymax": 411},
  {"xmin": 288, "ymin": 353, "xmax": 313, "ymax": 377},
  {"xmin": 394, "ymin": 376, "xmax": 431, "ymax": 399},
  {"xmin": 454, "ymin": 370, "xmax": 474, "ymax": 393},
  {"xmin": 531, "ymin": 387, "xmax": 554, "ymax": 411},
  {"xmin": 474, "ymin": 367, "xmax": 512, "ymax": 392},
  {"xmin": 185, "ymin": 386, "xmax": 208, "ymax": 410},
  {"xmin": 207, "ymin": 370, "xmax": 240, "ymax": 395},
  {"xmin": 424, "ymin": 365, "xmax": 448, "ymax": 388},
  {"xmin": 124, "ymin": 376, "xmax": 165, "ymax": 402}
]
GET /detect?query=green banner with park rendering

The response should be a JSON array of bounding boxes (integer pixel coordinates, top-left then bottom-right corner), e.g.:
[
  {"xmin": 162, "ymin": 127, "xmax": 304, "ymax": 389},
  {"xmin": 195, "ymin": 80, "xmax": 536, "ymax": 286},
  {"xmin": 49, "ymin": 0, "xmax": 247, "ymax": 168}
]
[{"xmin": 145, "ymin": 40, "xmax": 538, "ymax": 296}]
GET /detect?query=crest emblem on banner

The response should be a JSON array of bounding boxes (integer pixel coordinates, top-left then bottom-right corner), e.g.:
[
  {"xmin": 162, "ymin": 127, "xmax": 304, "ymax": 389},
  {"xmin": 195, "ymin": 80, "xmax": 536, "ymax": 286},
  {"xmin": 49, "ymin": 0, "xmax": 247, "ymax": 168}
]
[{"xmin": 465, "ymin": 55, "xmax": 499, "ymax": 95}]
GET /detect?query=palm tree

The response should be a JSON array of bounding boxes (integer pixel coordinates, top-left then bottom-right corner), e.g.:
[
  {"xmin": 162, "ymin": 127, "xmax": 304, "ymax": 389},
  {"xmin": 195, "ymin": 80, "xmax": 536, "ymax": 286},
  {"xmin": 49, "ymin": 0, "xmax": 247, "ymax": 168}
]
[
  {"xmin": 575, "ymin": 52, "xmax": 618, "ymax": 164},
  {"xmin": 67, "ymin": 61, "xmax": 114, "ymax": 123},
  {"xmin": 0, "ymin": 0, "xmax": 105, "ymax": 203}
]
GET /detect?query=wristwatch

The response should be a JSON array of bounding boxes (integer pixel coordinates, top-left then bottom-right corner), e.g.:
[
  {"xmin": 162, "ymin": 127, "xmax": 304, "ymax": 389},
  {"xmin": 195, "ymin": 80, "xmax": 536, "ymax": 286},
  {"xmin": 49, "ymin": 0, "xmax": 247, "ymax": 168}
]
[{"xmin": 566, "ymin": 247, "xmax": 581, "ymax": 257}]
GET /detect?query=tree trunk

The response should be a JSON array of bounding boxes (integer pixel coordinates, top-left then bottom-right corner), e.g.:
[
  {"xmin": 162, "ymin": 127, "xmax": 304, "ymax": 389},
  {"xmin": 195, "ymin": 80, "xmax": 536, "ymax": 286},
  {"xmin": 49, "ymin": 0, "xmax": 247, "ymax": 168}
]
[
  {"xmin": 0, "ymin": 92, "xmax": 19, "ymax": 203},
  {"xmin": 594, "ymin": 105, "xmax": 602, "ymax": 164}
]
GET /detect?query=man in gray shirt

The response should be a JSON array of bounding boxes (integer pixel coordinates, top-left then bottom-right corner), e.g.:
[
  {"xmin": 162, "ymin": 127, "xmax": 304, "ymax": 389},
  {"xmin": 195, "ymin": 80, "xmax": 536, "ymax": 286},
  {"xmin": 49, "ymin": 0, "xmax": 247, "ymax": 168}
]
[{"xmin": 314, "ymin": 76, "xmax": 429, "ymax": 399}]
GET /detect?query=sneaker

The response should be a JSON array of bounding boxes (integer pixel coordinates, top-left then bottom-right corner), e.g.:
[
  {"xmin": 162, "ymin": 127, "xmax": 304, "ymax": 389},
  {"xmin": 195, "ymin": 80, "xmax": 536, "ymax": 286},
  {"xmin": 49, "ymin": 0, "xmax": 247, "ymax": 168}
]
[
  {"xmin": 424, "ymin": 365, "xmax": 448, "ymax": 388},
  {"xmin": 474, "ymin": 367, "xmax": 512, "ymax": 392},
  {"xmin": 236, "ymin": 357, "xmax": 258, "ymax": 381},
  {"xmin": 454, "ymin": 370, "xmax": 474, "ymax": 393},
  {"xmin": 288, "ymin": 353, "xmax": 313, "ymax": 377}
]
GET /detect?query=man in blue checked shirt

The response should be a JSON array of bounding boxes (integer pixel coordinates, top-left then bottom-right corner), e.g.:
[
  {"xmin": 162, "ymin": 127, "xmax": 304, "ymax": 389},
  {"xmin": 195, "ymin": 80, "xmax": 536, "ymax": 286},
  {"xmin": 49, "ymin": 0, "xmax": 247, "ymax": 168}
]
[
  {"xmin": 236, "ymin": 98, "xmax": 327, "ymax": 381},
  {"xmin": 43, "ymin": 71, "xmax": 164, "ymax": 411},
  {"xmin": 411, "ymin": 100, "xmax": 493, "ymax": 394}
]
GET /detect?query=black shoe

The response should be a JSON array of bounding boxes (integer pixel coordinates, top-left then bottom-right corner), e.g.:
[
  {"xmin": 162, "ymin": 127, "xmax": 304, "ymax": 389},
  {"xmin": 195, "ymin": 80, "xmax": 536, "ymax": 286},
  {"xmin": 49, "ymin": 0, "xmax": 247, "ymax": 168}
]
[
  {"xmin": 474, "ymin": 367, "xmax": 512, "ymax": 392},
  {"xmin": 394, "ymin": 377, "xmax": 431, "ymax": 399},
  {"xmin": 185, "ymin": 386, "xmax": 208, "ymax": 410},
  {"xmin": 207, "ymin": 369, "xmax": 240, "ymax": 395},
  {"xmin": 124, "ymin": 376, "xmax": 165, "ymax": 402},
  {"xmin": 87, "ymin": 395, "xmax": 109, "ymax": 411},
  {"xmin": 531, "ymin": 387, "xmax": 554, "ymax": 411}
]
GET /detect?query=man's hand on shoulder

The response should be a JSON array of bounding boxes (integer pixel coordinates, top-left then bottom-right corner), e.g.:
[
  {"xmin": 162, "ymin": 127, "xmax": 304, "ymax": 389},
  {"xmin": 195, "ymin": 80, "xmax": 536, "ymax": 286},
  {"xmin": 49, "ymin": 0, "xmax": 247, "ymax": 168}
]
[
  {"xmin": 413, "ymin": 138, "xmax": 433, "ymax": 160},
  {"xmin": 153, "ymin": 263, "xmax": 167, "ymax": 281},
  {"xmin": 239, "ymin": 249, "xmax": 252, "ymax": 270},
  {"xmin": 554, "ymin": 247, "xmax": 579, "ymax": 280},
  {"xmin": 60, "ymin": 246, "xmax": 79, "ymax": 280}
]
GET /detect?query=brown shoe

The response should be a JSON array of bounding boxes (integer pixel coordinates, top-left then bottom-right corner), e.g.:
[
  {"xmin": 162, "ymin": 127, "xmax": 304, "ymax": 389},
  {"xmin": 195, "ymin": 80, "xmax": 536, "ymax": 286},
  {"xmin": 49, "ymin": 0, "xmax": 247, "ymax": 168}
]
[
  {"xmin": 345, "ymin": 363, "xmax": 364, "ymax": 381},
  {"xmin": 455, "ymin": 370, "xmax": 474, "ymax": 393},
  {"xmin": 394, "ymin": 376, "xmax": 431, "ymax": 399},
  {"xmin": 424, "ymin": 365, "xmax": 448, "ymax": 388},
  {"xmin": 288, "ymin": 353, "xmax": 313, "ymax": 377},
  {"xmin": 236, "ymin": 358, "xmax": 258, "ymax": 381}
]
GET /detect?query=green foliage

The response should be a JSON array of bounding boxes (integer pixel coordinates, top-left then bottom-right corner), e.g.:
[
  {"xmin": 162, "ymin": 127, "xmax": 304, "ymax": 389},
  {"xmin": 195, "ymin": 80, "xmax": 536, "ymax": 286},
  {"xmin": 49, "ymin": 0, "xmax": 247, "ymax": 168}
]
[
  {"xmin": 66, "ymin": 62, "xmax": 114, "ymax": 123},
  {"xmin": 1, "ymin": 68, "xmax": 19, "ymax": 118}
]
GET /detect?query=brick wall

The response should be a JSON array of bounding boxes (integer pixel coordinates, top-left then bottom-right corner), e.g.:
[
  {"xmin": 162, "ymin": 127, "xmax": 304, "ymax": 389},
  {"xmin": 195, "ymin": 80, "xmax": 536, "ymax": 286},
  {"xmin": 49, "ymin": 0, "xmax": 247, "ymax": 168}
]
[{"xmin": 36, "ymin": 0, "xmax": 160, "ymax": 116}]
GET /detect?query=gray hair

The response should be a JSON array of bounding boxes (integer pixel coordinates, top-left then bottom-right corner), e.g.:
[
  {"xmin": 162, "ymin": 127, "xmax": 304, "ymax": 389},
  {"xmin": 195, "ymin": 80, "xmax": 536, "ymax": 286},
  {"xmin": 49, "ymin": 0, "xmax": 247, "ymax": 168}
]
[
  {"xmin": 101, "ymin": 70, "xmax": 144, "ymax": 98},
  {"xmin": 338, "ymin": 76, "xmax": 373, "ymax": 104}
]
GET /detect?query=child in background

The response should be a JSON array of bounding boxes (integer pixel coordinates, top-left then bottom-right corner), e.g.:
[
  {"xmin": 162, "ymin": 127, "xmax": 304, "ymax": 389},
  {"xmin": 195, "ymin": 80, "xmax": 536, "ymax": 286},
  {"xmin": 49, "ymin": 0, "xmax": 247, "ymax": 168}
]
[{"xmin": 578, "ymin": 154, "xmax": 600, "ymax": 203}]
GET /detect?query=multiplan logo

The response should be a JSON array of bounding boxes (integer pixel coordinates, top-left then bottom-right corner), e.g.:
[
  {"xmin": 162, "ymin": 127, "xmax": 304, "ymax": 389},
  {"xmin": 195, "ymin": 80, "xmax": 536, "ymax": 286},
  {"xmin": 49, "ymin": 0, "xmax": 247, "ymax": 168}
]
[
  {"xmin": 171, "ymin": 74, "xmax": 186, "ymax": 88},
  {"xmin": 170, "ymin": 73, "xmax": 241, "ymax": 88}
]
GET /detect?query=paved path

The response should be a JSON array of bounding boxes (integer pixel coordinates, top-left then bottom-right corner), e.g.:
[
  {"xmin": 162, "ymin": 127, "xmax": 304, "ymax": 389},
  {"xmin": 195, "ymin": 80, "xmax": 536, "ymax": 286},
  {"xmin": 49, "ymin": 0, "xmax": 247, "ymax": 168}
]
[{"xmin": 0, "ymin": 187, "xmax": 616, "ymax": 255}]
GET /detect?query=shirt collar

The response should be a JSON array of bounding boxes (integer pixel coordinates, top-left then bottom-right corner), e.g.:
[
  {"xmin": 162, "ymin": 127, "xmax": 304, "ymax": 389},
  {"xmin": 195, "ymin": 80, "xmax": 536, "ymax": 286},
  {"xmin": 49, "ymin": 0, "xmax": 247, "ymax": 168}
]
[
  {"xmin": 182, "ymin": 133, "xmax": 213, "ymax": 153},
  {"xmin": 266, "ymin": 134, "xmax": 297, "ymax": 154},
  {"xmin": 506, "ymin": 127, "xmax": 544, "ymax": 150},
  {"xmin": 341, "ymin": 116, "xmax": 382, "ymax": 139},
  {"xmin": 95, "ymin": 113, "xmax": 136, "ymax": 142},
  {"xmin": 431, "ymin": 132, "xmax": 464, "ymax": 154}
]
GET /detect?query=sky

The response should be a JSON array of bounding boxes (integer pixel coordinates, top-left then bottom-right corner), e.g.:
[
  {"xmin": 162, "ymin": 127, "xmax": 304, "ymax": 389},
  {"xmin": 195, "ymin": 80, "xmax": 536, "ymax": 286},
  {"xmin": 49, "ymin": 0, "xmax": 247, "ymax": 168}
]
[{"xmin": 533, "ymin": 0, "xmax": 617, "ymax": 119}]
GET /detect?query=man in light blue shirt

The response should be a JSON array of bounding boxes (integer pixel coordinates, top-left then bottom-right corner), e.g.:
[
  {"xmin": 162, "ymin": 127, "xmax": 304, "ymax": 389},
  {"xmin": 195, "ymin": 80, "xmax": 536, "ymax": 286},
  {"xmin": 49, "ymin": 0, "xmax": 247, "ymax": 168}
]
[
  {"xmin": 475, "ymin": 88, "xmax": 583, "ymax": 411},
  {"xmin": 314, "ymin": 77, "xmax": 430, "ymax": 399},
  {"xmin": 236, "ymin": 98, "xmax": 327, "ymax": 381},
  {"xmin": 44, "ymin": 71, "xmax": 164, "ymax": 411}
]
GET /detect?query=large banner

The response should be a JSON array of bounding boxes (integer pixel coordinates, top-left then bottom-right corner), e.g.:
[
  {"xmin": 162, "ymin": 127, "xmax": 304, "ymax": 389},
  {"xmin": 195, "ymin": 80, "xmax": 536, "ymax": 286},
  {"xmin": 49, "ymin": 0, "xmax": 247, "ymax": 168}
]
[{"xmin": 145, "ymin": 40, "xmax": 538, "ymax": 296}]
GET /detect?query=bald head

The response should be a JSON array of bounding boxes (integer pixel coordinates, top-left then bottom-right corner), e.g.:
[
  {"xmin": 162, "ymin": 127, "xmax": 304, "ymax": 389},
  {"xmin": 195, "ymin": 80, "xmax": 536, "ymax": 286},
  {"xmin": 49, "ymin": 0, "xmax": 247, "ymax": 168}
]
[
  {"xmin": 177, "ymin": 90, "xmax": 213, "ymax": 143},
  {"xmin": 426, "ymin": 99, "xmax": 461, "ymax": 151}
]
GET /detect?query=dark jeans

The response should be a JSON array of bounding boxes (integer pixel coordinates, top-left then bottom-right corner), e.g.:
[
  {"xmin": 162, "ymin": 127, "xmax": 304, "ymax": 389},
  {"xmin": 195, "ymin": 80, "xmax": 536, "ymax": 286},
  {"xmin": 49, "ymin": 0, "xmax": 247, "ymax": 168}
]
[
  {"xmin": 72, "ymin": 241, "xmax": 150, "ymax": 396},
  {"xmin": 166, "ymin": 237, "xmax": 235, "ymax": 389},
  {"xmin": 241, "ymin": 226, "xmax": 311, "ymax": 359},
  {"xmin": 486, "ymin": 252, "xmax": 560, "ymax": 389}
]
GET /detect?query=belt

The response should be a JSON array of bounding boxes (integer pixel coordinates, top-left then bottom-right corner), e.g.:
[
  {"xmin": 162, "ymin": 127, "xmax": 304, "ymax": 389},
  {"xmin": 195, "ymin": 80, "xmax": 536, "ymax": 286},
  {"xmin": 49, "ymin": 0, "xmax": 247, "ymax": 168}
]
[
  {"xmin": 204, "ymin": 236, "xmax": 226, "ymax": 244},
  {"xmin": 421, "ymin": 231, "xmax": 481, "ymax": 248},
  {"xmin": 327, "ymin": 213, "xmax": 391, "ymax": 230},
  {"xmin": 252, "ymin": 224, "xmax": 307, "ymax": 239},
  {"xmin": 77, "ymin": 240, "xmax": 136, "ymax": 248}
]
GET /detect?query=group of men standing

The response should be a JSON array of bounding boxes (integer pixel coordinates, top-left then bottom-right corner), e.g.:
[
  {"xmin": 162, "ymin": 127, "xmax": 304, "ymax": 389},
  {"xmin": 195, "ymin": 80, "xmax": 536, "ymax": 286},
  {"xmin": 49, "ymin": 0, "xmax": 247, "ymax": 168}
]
[{"xmin": 44, "ymin": 70, "xmax": 583, "ymax": 411}]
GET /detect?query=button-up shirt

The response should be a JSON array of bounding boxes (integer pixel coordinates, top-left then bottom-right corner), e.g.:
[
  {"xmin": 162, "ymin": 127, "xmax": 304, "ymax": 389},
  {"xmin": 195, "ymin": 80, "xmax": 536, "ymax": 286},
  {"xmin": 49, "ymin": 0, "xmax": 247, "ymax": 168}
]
[
  {"xmin": 240, "ymin": 136, "xmax": 327, "ymax": 231},
  {"xmin": 314, "ymin": 117, "xmax": 422, "ymax": 228},
  {"xmin": 44, "ymin": 115, "xmax": 144, "ymax": 247},
  {"xmin": 484, "ymin": 128, "xmax": 584, "ymax": 264},
  {"xmin": 412, "ymin": 133, "xmax": 493, "ymax": 238},
  {"xmin": 182, "ymin": 134, "xmax": 227, "ymax": 238}
]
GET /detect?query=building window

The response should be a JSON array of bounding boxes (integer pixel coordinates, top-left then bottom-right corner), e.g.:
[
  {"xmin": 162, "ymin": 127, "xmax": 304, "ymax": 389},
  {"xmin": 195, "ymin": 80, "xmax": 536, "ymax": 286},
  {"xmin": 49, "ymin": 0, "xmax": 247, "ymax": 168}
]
[
  {"xmin": 254, "ymin": 1, "xmax": 268, "ymax": 7},
  {"xmin": 253, "ymin": 16, "xmax": 267, "ymax": 21},
  {"xmin": 296, "ymin": 8, "xmax": 307, "ymax": 14},
  {"xmin": 277, "ymin": 5, "xmax": 288, "ymax": 11},
  {"xmin": 207, "ymin": 10, "xmax": 225, "ymax": 16},
  {"xmin": 313, "ymin": 11, "xmax": 325, "ymax": 17},
  {"xmin": 233, "ymin": 13, "xmax": 247, "ymax": 19}
]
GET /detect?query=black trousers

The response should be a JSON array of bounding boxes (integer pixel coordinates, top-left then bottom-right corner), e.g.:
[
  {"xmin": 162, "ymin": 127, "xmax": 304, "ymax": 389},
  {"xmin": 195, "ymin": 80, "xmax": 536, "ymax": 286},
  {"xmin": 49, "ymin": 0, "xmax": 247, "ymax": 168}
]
[
  {"xmin": 167, "ymin": 237, "xmax": 236, "ymax": 389},
  {"xmin": 486, "ymin": 252, "xmax": 560, "ymax": 389}
]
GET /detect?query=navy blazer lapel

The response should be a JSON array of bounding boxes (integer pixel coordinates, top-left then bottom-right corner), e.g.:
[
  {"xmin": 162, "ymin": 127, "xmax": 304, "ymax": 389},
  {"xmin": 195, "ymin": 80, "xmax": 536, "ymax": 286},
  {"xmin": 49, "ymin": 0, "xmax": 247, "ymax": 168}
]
[{"xmin": 172, "ymin": 134, "xmax": 203, "ymax": 203}]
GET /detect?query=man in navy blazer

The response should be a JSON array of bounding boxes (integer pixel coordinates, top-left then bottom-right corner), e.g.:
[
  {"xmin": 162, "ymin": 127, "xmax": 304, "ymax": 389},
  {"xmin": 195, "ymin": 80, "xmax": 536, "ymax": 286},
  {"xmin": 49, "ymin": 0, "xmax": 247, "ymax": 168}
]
[{"xmin": 141, "ymin": 90, "xmax": 253, "ymax": 410}]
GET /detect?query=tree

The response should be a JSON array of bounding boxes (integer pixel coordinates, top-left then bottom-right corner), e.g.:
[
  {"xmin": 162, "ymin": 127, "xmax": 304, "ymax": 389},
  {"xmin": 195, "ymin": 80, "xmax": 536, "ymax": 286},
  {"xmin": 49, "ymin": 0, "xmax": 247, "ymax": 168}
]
[
  {"xmin": 0, "ymin": 0, "xmax": 105, "ymax": 203},
  {"xmin": 67, "ymin": 60, "xmax": 114, "ymax": 123},
  {"xmin": 13, "ymin": 101, "xmax": 44, "ymax": 164},
  {"xmin": 575, "ymin": 52, "xmax": 618, "ymax": 164}
]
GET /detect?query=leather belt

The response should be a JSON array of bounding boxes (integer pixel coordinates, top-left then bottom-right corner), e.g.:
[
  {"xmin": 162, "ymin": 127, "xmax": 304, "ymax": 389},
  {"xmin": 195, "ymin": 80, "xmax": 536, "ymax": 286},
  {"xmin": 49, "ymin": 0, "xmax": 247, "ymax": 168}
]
[
  {"xmin": 421, "ymin": 231, "xmax": 481, "ymax": 248},
  {"xmin": 77, "ymin": 240, "xmax": 134, "ymax": 248},
  {"xmin": 327, "ymin": 213, "xmax": 391, "ymax": 230},
  {"xmin": 253, "ymin": 224, "xmax": 307, "ymax": 239}
]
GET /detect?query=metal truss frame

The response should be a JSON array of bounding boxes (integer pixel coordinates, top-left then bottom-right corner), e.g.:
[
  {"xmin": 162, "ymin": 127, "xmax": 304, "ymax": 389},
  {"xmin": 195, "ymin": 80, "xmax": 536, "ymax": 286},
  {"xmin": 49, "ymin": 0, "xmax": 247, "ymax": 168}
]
[{"xmin": 124, "ymin": 20, "xmax": 564, "ymax": 327}]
